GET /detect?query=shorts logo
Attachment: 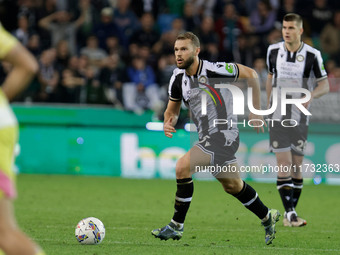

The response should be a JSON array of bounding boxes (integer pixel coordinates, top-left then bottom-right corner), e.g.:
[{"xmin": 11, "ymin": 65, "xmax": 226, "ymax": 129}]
[
  {"xmin": 297, "ymin": 55, "xmax": 304, "ymax": 62},
  {"xmin": 273, "ymin": 141, "xmax": 279, "ymax": 148}
]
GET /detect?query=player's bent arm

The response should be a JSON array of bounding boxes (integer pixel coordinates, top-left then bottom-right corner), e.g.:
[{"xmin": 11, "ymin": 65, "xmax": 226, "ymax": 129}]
[
  {"xmin": 313, "ymin": 78, "xmax": 330, "ymax": 99},
  {"xmin": 1, "ymin": 43, "xmax": 39, "ymax": 101},
  {"xmin": 236, "ymin": 63, "xmax": 266, "ymax": 133},
  {"xmin": 266, "ymin": 73, "xmax": 273, "ymax": 108},
  {"xmin": 164, "ymin": 100, "xmax": 181, "ymax": 138},
  {"xmin": 164, "ymin": 100, "xmax": 181, "ymax": 127},
  {"xmin": 237, "ymin": 63, "xmax": 262, "ymax": 110}
]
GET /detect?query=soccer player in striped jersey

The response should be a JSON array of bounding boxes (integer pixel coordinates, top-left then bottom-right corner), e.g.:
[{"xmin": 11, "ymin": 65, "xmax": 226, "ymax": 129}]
[
  {"xmin": 151, "ymin": 32, "xmax": 280, "ymax": 245},
  {"xmin": 266, "ymin": 13, "xmax": 329, "ymax": 227},
  {"xmin": 0, "ymin": 24, "xmax": 45, "ymax": 255}
]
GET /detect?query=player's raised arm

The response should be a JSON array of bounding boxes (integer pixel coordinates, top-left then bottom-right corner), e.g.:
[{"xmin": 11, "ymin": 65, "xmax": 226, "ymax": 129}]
[
  {"xmin": 163, "ymin": 100, "xmax": 181, "ymax": 138},
  {"xmin": 1, "ymin": 40, "xmax": 38, "ymax": 101},
  {"xmin": 237, "ymin": 63, "xmax": 266, "ymax": 133}
]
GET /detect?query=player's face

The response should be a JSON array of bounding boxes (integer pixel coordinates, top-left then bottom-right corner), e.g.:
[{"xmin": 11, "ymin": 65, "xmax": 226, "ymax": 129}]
[
  {"xmin": 282, "ymin": 21, "xmax": 303, "ymax": 44},
  {"xmin": 174, "ymin": 39, "xmax": 197, "ymax": 70}
]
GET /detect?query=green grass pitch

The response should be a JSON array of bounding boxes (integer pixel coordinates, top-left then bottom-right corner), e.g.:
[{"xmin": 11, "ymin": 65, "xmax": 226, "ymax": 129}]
[{"xmin": 15, "ymin": 174, "xmax": 340, "ymax": 255}]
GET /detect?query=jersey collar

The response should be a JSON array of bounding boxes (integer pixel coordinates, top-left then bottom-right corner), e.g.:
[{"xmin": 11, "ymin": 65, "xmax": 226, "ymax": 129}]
[{"xmin": 283, "ymin": 41, "xmax": 304, "ymax": 53}]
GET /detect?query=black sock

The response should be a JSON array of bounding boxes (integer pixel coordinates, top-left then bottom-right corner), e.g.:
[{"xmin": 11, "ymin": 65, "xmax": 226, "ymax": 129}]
[
  {"xmin": 172, "ymin": 178, "xmax": 194, "ymax": 224},
  {"xmin": 233, "ymin": 181, "xmax": 269, "ymax": 219},
  {"xmin": 292, "ymin": 178, "xmax": 303, "ymax": 208},
  {"xmin": 277, "ymin": 177, "xmax": 294, "ymax": 212}
]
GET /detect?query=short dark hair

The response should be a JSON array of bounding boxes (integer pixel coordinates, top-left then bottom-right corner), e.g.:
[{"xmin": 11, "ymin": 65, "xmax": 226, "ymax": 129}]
[
  {"xmin": 283, "ymin": 13, "xmax": 303, "ymax": 28},
  {"xmin": 176, "ymin": 32, "xmax": 200, "ymax": 48}
]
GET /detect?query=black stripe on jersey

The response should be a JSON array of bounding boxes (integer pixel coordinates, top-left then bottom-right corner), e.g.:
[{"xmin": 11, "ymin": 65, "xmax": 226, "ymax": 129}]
[
  {"xmin": 269, "ymin": 48, "xmax": 279, "ymax": 85},
  {"xmin": 169, "ymin": 73, "xmax": 184, "ymax": 101},
  {"xmin": 303, "ymin": 52, "xmax": 315, "ymax": 79},
  {"xmin": 312, "ymin": 56, "xmax": 323, "ymax": 79},
  {"xmin": 286, "ymin": 51, "xmax": 297, "ymax": 63}
]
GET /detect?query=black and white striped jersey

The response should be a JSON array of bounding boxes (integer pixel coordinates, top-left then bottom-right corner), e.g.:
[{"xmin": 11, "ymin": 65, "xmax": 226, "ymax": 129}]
[
  {"xmin": 168, "ymin": 59, "xmax": 239, "ymax": 141},
  {"xmin": 266, "ymin": 41, "xmax": 327, "ymax": 125}
]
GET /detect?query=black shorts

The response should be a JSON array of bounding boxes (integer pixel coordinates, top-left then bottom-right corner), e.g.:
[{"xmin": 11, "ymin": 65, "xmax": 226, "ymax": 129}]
[
  {"xmin": 269, "ymin": 121, "xmax": 308, "ymax": 156},
  {"xmin": 195, "ymin": 131, "xmax": 239, "ymax": 166}
]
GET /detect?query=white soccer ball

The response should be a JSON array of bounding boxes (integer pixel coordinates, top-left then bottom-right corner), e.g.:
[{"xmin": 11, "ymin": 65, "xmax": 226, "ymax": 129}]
[{"xmin": 75, "ymin": 217, "xmax": 105, "ymax": 245}]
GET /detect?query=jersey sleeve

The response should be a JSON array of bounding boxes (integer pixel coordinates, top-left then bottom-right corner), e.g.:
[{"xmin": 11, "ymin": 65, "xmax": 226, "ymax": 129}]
[
  {"xmin": 168, "ymin": 71, "xmax": 182, "ymax": 102},
  {"xmin": 313, "ymin": 50, "xmax": 327, "ymax": 82},
  {"xmin": 0, "ymin": 24, "xmax": 18, "ymax": 60},
  {"xmin": 208, "ymin": 62, "xmax": 239, "ymax": 81}
]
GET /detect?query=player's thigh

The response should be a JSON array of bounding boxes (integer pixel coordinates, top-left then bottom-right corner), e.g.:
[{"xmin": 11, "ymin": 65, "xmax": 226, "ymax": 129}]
[
  {"xmin": 176, "ymin": 145, "xmax": 211, "ymax": 178},
  {"xmin": 0, "ymin": 126, "xmax": 18, "ymax": 199}
]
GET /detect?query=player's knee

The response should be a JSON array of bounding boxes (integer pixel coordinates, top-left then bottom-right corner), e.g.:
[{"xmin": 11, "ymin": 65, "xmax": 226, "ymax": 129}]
[
  {"xmin": 175, "ymin": 157, "xmax": 190, "ymax": 179},
  {"xmin": 221, "ymin": 180, "xmax": 242, "ymax": 194},
  {"xmin": 278, "ymin": 159, "xmax": 292, "ymax": 167}
]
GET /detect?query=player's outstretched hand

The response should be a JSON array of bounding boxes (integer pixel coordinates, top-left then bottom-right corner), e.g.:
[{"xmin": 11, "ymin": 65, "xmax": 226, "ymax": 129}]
[
  {"xmin": 248, "ymin": 113, "xmax": 267, "ymax": 133},
  {"xmin": 164, "ymin": 117, "xmax": 176, "ymax": 138}
]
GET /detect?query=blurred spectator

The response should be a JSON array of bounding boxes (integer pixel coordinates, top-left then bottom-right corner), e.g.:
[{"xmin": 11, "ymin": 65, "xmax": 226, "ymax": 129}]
[
  {"xmin": 276, "ymin": 0, "xmax": 297, "ymax": 23},
  {"xmin": 59, "ymin": 68, "xmax": 85, "ymax": 103},
  {"xmin": 306, "ymin": 0, "xmax": 333, "ymax": 37},
  {"xmin": 153, "ymin": 18, "xmax": 184, "ymax": 56},
  {"xmin": 247, "ymin": 0, "xmax": 276, "ymax": 36},
  {"xmin": 123, "ymin": 56, "xmax": 162, "ymax": 113},
  {"xmin": 76, "ymin": 0, "xmax": 99, "ymax": 48},
  {"xmin": 37, "ymin": 49, "xmax": 60, "ymax": 102},
  {"xmin": 80, "ymin": 35, "xmax": 108, "ymax": 71},
  {"xmin": 130, "ymin": 12, "xmax": 160, "ymax": 49},
  {"xmin": 157, "ymin": 53, "xmax": 176, "ymax": 99},
  {"xmin": 215, "ymin": 3, "xmax": 243, "ymax": 61},
  {"xmin": 130, "ymin": 0, "xmax": 162, "ymax": 18},
  {"xmin": 35, "ymin": 0, "xmax": 58, "ymax": 49},
  {"xmin": 253, "ymin": 58, "xmax": 268, "ymax": 88},
  {"xmin": 55, "ymin": 39, "xmax": 71, "ymax": 72},
  {"xmin": 78, "ymin": 54, "xmax": 90, "ymax": 77},
  {"xmin": 182, "ymin": 2, "xmax": 200, "ymax": 31},
  {"xmin": 83, "ymin": 66, "xmax": 107, "ymax": 104},
  {"xmin": 192, "ymin": 0, "xmax": 217, "ymax": 17},
  {"xmin": 233, "ymin": 34, "xmax": 254, "ymax": 67},
  {"xmin": 93, "ymin": 7, "xmax": 123, "ymax": 50},
  {"xmin": 266, "ymin": 28, "xmax": 282, "ymax": 45},
  {"xmin": 105, "ymin": 36, "xmax": 126, "ymax": 57},
  {"xmin": 113, "ymin": 0, "xmax": 140, "ymax": 48},
  {"xmin": 12, "ymin": 15, "xmax": 32, "ymax": 46},
  {"xmin": 27, "ymin": 34, "xmax": 41, "ymax": 58},
  {"xmin": 98, "ymin": 53, "xmax": 125, "ymax": 106},
  {"xmin": 38, "ymin": 2, "xmax": 89, "ymax": 54},
  {"xmin": 166, "ymin": 0, "xmax": 185, "ymax": 16},
  {"xmin": 197, "ymin": 16, "xmax": 219, "ymax": 62},
  {"xmin": 320, "ymin": 10, "xmax": 340, "ymax": 64}
]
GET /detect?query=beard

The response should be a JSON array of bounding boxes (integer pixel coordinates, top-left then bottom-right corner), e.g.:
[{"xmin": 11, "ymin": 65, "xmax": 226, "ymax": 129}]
[{"xmin": 177, "ymin": 55, "xmax": 195, "ymax": 70}]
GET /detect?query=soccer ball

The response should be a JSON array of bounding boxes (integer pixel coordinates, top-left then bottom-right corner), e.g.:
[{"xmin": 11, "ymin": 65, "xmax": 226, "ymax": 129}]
[{"xmin": 75, "ymin": 217, "xmax": 105, "ymax": 245}]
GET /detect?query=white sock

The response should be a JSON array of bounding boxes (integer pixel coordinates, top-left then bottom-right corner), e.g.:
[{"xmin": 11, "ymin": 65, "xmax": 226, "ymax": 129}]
[
  {"xmin": 287, "ymin": 211, "xmax": 297, "ymax": 221},
  {"xmin": 171, "ymin": 219, "xmax": 184, "ymax": 229},
  {"xmin": 261, "ymin": 210, "xmax": 270, "ymax": 222}
]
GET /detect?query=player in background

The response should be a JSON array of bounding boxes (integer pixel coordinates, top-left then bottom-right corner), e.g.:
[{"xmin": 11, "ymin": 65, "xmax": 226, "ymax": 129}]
[
  {"xmin": 0, "ymin": 24, "xmax": 46, "ymax": 255},
  {"xmin": 151, "ymin": 32, "xmax": 280, "ymax": 245},
  {"xmin": 266, "ymin": 13, "xmax": 329, "ymax": 227}
]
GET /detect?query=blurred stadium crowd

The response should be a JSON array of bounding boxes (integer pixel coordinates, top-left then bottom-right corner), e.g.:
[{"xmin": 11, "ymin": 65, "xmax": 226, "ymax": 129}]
[{"xmin": 0, "ymin": 0, "xmax": 340, "ymax": 115}]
